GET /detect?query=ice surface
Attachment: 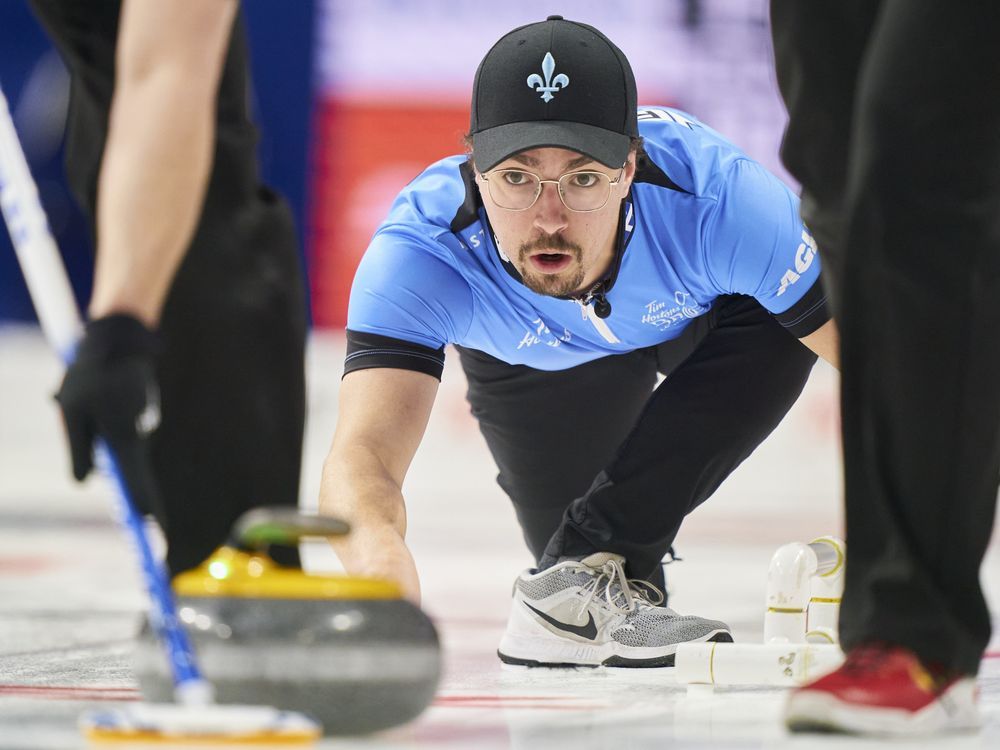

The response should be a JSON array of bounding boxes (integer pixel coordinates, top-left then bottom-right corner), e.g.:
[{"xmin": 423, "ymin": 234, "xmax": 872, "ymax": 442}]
[{"xmin": 1, "ymin": 327, "xmax": 997, "ymax": 749}]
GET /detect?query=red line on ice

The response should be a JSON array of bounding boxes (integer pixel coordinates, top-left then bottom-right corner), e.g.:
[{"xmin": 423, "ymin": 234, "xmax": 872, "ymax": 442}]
[
  {"xmin": 0, "ymin": 556, "xmax": 55, "ymax": 575},
  {"xmin": 434, "ymin": 695, "xmax": 606, "ymax": 710},
  {"xmin": 437, "ymin": 695, "xmax": 586, "ymax": 702},
  {"xmin": 0, "ymin": 683, "xmax": 139, "ymax": 701}
]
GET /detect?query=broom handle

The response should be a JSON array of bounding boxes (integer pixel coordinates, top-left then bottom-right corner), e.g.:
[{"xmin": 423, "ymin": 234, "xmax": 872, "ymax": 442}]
[
  {"xmin": 0, "ymin": 84, "xmax": 80, "ymax": 357},
  {"xmin": 0, "ymin": 81, "xmax": 212, "ymax": 704}
]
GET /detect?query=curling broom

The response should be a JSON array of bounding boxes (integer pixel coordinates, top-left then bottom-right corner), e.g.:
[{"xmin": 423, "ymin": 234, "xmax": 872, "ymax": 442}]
[{"xmin": 0, "ymin": 80, "xmax": 321, "ymax": 744}]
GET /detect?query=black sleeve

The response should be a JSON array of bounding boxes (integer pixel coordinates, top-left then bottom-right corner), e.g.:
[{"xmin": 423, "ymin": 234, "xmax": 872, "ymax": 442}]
[
  {"xmin": 773, "ymin": 276, "xmax": 831, "ymax": 338},
  {"xmin": 343, "ymin": 330, "xmax": 446, "ymax": 381}
]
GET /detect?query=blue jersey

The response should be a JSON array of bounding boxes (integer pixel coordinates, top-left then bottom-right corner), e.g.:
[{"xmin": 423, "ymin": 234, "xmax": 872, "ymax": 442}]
[{"xmin": 346, "ymin": 107, "xmax": 827, "ymax": 377}]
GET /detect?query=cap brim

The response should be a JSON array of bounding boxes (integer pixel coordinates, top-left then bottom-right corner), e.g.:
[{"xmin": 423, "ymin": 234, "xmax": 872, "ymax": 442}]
[{"xmin": 472, "ymin": 121, "xmax": 630, "ymax": 172}]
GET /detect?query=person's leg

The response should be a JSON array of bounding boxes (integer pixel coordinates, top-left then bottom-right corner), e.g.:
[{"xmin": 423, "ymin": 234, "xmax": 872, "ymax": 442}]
[
  {"xmin": 540, "ymin": 297, "xmax": 817, "ymax": 581},
  {"xmin": 145, "ymin": 17, "xmax": 308, "ymax": 574},
  {"xmin": 33, "ymin": 6, "xmax": 307, "ymax": 574},
  {"xmin": 456, "ymin": 345, "xmax": 663, "ymax": 585},
  {"xmin": 769, "ymin": 0, "xmax": 882, "ymax": 317},
  {"xmin": 836, "ymin": 0, "xmax": 1000, "ymax": 675},
  {"xmin": 155, "ymin": 186, "xmax": 307, "ymax": 574}
]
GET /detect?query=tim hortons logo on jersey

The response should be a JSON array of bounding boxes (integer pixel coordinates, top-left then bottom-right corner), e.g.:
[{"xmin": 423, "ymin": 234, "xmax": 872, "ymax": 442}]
[
  {"xmin": 641, "ymin": 291, "xmax": 707, "ymax": 329},
  {"xmin": 776, "ymin": 230, "xmax": 818, "ymax": 297},
  {"xmin": 527, "ymin": 53, "xmax": 569, "ymax": 102}
]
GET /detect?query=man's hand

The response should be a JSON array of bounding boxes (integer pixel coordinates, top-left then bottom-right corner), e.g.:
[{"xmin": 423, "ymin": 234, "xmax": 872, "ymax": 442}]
[
  {"xmin": 55, "ymin": 314, "xmax": 163, "ymax": 518},
  {"xmin": 334, "ymin": 522, "xmax": 423, "ymax": 604}
]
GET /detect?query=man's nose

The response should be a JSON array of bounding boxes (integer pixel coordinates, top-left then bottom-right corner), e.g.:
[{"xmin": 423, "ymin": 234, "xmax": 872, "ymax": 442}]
[{"xmin": 532, "ymin": 182, "xmax": 569, "ymax": 235}]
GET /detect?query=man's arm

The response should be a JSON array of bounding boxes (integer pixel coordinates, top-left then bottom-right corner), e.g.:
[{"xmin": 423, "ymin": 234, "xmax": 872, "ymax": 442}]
[
  {"xmin": 800, "ymin": 318, "xmax": 840, "ymax": 368},
  {"xmin": 88, "ymin": 0, "xmax": 238, "ymax": 326},
  {"xmin": 54, "ymin": 0, "xmax": 240, "ymax": 500},
  {"xmin": 320, "ymin": 368, "xmax": 440, "ymax": 604}
]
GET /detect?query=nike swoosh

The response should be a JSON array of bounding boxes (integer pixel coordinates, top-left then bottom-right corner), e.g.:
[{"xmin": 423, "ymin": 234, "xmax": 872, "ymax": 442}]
[{"xmin": 523, "ymin": 602, "xmax": 598, "ymax": 640}]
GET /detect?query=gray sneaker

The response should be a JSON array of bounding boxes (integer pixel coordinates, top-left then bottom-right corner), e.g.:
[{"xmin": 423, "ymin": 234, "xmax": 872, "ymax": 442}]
[{"xmin": 498, "ymin": 552, "xmax": 732, "ymax": 667}]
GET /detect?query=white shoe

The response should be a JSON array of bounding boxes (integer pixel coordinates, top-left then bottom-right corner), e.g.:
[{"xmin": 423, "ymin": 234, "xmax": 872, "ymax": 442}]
[{"xmin": 498, "ymin": 552, "xmax": 732, "ymax": 667}]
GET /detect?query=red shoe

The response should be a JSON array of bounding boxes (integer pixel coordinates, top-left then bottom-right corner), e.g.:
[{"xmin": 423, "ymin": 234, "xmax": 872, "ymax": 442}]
[{"xmin": 785, "ymin": 643, "xmax": 979, "ymax": 736}]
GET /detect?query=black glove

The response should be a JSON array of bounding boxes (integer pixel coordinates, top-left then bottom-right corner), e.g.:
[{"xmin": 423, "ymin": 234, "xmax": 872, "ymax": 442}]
[{"xmin": 55, "ymin": 314, "xmax": 163, "ymax": 518}]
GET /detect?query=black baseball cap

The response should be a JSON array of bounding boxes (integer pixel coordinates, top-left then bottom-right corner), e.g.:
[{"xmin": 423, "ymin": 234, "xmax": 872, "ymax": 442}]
[{"xmin": 470, "ymin": 15, "xmax": 639, "ymax": 172}]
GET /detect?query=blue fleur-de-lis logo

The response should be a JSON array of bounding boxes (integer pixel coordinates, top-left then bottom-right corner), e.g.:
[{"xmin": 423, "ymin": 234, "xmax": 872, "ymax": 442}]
[{"xmin": 526, "ymin": 52, "xmax": 569, "ymax": 103}]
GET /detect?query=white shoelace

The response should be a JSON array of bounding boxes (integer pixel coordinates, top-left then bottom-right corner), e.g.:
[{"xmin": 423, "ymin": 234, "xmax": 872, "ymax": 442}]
[{"xmin": 578, "ymin": 558, "xmax": 665, "ymax": 615}]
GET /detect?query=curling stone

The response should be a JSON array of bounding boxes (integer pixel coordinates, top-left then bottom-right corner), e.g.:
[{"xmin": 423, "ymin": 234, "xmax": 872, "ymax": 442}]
[{"xmin": 132, "ymin": 509, "xmax": 441, "ymax": 735}]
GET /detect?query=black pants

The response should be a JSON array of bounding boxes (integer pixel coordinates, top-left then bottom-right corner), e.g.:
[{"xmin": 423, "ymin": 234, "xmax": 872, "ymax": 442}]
[
  {"xmin": 772, "ymin": 0, "xmax": 1000, "ymax": 674},
  {"xmin": 153, "ymin": 187, "xmax": 307, "ymax": 575},
  {"xmin": 459, "ymin": 296, "xmax": 816, "ymax": 591},
  {"xmin": 30, "ymin": 1, "xmax": 308, "ymax": 574}
]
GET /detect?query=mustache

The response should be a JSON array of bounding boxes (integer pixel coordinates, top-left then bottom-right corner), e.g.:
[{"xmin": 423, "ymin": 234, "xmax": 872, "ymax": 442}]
[{"xmin": 518, "ymin": 233, "xmax": 582, "ymax": 259}]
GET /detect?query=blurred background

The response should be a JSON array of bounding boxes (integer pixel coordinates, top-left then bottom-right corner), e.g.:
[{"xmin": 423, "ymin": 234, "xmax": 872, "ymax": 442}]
[{"xmin": 0, "ymin": 0, "xmax": 790, "ymax": 330}]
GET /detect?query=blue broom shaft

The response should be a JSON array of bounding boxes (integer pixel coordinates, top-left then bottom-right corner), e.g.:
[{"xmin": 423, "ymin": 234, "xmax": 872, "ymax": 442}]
[{"xmin": 99, "ymin": 443, "xmax": 206, "ymax": 691}]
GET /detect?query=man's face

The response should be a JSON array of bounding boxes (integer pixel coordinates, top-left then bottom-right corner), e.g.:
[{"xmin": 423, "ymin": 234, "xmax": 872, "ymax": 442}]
[{"xmin": 475, "ymin": 147, "xmax": 636, "ymax": 297}]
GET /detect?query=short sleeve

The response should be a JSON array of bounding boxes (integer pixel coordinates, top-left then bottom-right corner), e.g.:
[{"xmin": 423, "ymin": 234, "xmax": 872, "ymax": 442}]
[
  {"xmin": 346, "ymin": 228, "xmax": 474, "ymax": 350},
  {"xmin": 704, "ymin": 159, "xmax": 829, "ymax": 336}
]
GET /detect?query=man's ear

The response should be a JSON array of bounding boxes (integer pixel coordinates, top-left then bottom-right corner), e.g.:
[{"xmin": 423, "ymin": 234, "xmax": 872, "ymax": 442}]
[{"xmin": 621, "ymin": 152, "xmax": 638, "ymax": 191}]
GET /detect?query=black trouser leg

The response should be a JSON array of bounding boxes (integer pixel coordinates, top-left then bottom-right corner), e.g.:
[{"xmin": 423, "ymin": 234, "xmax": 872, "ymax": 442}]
[
  {"xmin": 769, "ymin": 0, "xmax": 881, "ymax": 319},
  {"xmin": 155, "ymin": 189, "xmax": 308, "ymax": 574},
  {"xmin": 457, "ymin": 344, "xmax": 662, "ymax": 585},
  {"xmin": 837, "ymin": 0, "xmax": 1000, "ymax": 675},
  {"xmin": 540, "ymin": 297, "xmax": 816, "ymax": 581},
  {"xmin": 773, "ymin": 0, "xmax": 1000, "ymax": 674}
]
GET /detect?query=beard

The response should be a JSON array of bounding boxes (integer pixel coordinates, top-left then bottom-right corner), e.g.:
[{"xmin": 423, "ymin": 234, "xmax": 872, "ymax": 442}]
[{"xmin": 516, "ymin": 233, "xmax": 585, "ymax": 297}]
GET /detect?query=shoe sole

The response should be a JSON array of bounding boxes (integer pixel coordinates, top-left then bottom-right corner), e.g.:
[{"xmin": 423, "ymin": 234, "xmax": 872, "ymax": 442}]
[{"xmin": 497, "ymin": 631, "xmax": 733, "ymax": 669}]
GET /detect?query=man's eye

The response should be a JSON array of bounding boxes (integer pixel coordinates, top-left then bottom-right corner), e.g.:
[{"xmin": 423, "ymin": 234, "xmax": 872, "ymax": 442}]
[
  {"xmin": 503, "ymin": 171, "xmax": 530, "ymax": 186},
  {"xmin": 570, "ymin": 173, "xmax": 600, "ymax": 188}
]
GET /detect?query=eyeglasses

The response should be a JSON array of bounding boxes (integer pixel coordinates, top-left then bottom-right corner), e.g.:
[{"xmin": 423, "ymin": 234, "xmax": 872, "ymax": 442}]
[{"xmin": 479, "ymin": 166, "xmax": 625, "ymax": 212}]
